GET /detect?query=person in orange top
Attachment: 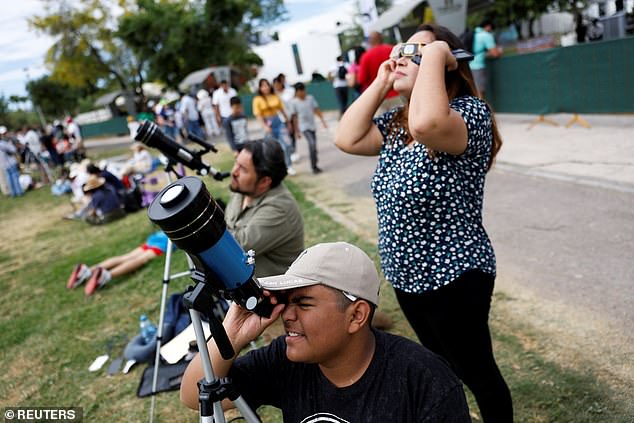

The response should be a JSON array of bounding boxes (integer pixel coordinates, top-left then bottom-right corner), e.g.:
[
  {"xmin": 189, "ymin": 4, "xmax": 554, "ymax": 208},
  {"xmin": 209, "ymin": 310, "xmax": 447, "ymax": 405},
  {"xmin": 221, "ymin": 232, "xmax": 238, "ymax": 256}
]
[{"xmin": 252, "ymin": 79, "xmax": 296, "ymax": 175}]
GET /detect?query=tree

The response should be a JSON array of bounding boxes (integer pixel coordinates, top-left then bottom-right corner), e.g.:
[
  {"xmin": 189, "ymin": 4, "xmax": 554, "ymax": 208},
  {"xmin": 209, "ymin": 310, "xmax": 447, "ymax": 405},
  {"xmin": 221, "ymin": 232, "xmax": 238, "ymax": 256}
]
[
  {"xmin": 0, "ymin": 95, "xmax": 40, "ymax": 130},
  {"xmin": 30, "ymin": 0, "xmax": 287, "ymax": 116},
  {"xmin": 117, "ymin": 0, "xmax": 286, "ymax": 89},
  {"xmin": 29, "ymin": 0, "xmax": 144, "ymax": 96},
  {"xmin": 0, "ymin": 95, "xmax": 10, "ymax": 123},
  {"xmin": 26, "ymin": 75, "xmax": 83, "ymax": 119},
  {"xmin": 473, "ymin": 0, "xmax": 588, "ymax": 39}
]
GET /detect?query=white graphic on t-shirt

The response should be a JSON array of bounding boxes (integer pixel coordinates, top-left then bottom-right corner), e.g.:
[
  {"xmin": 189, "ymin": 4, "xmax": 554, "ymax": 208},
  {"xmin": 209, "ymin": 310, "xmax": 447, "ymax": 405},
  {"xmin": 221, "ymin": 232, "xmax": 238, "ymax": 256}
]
[{"xmin": 300, "ymin": 412, "xmax": 350, "ymax": 423}]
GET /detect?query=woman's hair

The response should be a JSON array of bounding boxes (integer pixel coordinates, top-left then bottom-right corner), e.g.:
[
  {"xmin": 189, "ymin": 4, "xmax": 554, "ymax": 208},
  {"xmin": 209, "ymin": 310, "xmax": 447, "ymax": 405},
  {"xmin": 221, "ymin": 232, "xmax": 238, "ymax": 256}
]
[
  {"xmin": 389, "ymin": 23, "xmax": 502, "ymax": 170},
  {"xmin": 257, "ymin": 79, "xmax": 272, "ymax": 97},
  {"xmin": 354, "ymin": 46, "xmax": 366, "ymax": 65}
]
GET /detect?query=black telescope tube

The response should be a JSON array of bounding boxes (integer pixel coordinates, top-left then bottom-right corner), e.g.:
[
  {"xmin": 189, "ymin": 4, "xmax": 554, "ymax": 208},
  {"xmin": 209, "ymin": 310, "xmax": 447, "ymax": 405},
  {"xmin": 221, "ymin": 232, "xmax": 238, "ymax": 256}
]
[
  {"xmin": 148, "ymin": 176, "xmax": 273, "ymax": 317},
  {"xmin": 135, "ymin": 120, "xmax": 212, "ymax": 176}
]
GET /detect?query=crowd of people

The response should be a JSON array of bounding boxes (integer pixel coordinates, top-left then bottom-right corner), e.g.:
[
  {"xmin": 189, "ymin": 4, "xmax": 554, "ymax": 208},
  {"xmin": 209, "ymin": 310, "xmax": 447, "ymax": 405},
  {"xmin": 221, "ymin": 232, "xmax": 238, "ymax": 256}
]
[
  {"xmin": 140, "ymin": 75, "xmax": 333, "ymax": 177},
  {"xmin": 0, "ymin": 117, "xmax": 85, "ymax": 198},
  {"xmin": 6, "ymin": 22, "xmax": 516, "ymax": 421},
  {"xmin": 179, "ymin": 23, "xmax": 513, "ymax": 423}
]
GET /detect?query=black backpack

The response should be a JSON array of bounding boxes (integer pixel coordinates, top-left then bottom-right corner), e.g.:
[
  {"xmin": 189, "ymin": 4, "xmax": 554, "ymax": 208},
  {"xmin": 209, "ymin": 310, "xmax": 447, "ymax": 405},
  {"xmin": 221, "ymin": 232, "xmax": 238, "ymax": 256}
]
[
  {"xmin": 337, "ymin": 64, "xmax": 348, "ymax": 79},
  {"xmin": 460, "ymin": 28, "xmax": 475, "ymax": 53}
]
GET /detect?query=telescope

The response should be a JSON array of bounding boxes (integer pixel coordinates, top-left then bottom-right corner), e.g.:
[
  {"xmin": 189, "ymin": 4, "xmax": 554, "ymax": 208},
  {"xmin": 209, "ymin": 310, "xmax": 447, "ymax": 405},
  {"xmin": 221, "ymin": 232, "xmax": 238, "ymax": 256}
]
[
  {"xmin": 135, "ymin": 120, "xmax": 229, "ymax": 180},
  {"xmin": 147, "ymin": 176, "xmax": 273, "ymax": 318}
]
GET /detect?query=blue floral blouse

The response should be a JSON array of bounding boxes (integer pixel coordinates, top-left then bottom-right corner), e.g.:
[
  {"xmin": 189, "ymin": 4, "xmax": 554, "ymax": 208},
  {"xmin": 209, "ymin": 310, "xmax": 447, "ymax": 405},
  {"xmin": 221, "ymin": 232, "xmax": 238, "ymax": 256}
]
[{"xmin": 371, "ymin": 95, "xmax": 496, "ymax": 293}]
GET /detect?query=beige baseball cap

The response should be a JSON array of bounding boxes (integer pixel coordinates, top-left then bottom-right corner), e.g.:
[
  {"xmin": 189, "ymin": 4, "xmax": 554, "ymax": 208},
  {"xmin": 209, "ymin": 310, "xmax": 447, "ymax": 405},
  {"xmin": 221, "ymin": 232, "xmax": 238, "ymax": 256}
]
[{"xmin": 258, "ymin": 242, "xmax": 380, "ymax": 305}]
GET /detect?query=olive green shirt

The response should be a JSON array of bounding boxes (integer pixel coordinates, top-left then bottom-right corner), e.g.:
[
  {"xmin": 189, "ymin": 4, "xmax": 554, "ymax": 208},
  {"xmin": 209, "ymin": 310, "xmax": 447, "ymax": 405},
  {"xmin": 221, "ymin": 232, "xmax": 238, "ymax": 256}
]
[{"xmin": 225, "ymin": 183, "xmax": 304, "ymax": 278}]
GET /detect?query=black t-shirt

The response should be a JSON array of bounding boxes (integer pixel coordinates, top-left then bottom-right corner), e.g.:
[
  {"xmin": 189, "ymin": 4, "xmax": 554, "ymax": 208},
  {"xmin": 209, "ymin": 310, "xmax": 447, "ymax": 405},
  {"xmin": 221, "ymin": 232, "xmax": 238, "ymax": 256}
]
[{"xmin": 229, "ymin": 329, "xmax": 471, "ymax": 422}]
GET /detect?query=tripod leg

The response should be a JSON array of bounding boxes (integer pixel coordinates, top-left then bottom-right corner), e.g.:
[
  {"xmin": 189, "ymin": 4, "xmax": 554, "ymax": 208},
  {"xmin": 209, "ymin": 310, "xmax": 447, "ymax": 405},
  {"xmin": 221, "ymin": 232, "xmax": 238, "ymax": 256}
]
[
  {"xmin": 190, "ymin": 310, "xmax": 227, "ymax": 423},
  {"xmin": 148, "ymin": 239, "xmax": 175, "ymax": 423}
]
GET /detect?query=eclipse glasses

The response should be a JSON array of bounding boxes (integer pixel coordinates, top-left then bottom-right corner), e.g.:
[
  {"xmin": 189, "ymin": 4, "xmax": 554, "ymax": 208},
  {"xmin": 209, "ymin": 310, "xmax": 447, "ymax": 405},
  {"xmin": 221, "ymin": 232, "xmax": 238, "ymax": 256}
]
[{"xmin": 390, "ymin": 43, "xmax": 474, "ymax": 65}]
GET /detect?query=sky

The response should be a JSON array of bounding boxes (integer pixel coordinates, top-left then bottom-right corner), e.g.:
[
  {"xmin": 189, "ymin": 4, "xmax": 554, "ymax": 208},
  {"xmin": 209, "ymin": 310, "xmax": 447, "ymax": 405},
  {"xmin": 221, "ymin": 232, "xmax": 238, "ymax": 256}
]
[
  {"xmin": 0, "ymin": 0, "xmax": 53, "ymax": 99},
  {"xmin": 0, "ymin": 0, "xmax": 353, "ymax": 100}
]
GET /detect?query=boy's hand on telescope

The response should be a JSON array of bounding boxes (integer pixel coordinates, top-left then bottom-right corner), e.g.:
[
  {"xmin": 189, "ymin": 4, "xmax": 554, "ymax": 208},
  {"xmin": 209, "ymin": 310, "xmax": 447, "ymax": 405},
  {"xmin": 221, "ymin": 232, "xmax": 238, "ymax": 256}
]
[{"xmin": 223, "ymin": 293, "xmax": 285, "ymax": 351}]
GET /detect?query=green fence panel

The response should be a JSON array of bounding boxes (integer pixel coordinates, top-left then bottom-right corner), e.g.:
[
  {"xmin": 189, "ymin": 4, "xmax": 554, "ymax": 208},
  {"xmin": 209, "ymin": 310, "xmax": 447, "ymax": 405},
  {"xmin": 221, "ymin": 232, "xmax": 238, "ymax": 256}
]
[
  {"xmin": 82, "ymin": 117, "xmax": 129, "ymax": 138},
  {"xmin": 489, "ymin": 36, "xmax": 634, "ymax": 114}
]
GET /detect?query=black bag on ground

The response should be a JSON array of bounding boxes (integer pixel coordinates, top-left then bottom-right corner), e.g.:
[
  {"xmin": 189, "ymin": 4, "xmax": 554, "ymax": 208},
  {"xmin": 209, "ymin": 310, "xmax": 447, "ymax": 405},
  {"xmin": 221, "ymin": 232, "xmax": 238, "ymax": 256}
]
[
  {"xmin": 122, "ymin": 186, "xmax": 143, "ymax": 212},
  {"xmin": 136, "ymin": 360, "xmax": 190, "ymax": 397}
]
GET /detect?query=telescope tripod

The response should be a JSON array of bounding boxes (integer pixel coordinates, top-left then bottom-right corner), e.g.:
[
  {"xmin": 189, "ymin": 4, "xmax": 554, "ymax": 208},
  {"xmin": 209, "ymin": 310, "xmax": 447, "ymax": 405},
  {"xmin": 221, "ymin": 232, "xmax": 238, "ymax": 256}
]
[
  {"xmin": 184, "ymin": 271, "xmax": 260, "ymax": 423},
  {"xmin": 148, "ymin": 163, "xmax": 196, "ymax": 423},
  {"xmin": 22, "ymin": 145, "xmax": 53, "ymax": 185},
  {"xmin": 147, "ymin": 161, "xmax": 252, "ymax": 423}
]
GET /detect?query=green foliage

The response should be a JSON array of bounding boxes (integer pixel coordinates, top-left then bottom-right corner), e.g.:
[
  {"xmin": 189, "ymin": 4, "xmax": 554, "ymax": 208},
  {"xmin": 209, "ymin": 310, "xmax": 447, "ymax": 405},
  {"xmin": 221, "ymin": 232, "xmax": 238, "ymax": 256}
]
[
  {"xmin": 28, "ymin": 0, "xmax": 288, "ymax": 113},
  {"xmin": 77, "ymin": 93, "xmax": 105, "ymax": 113},
  {"xmin": 467, "ymin": 0, "xmax": 582, "ymax": 38},
  {"xmin": 0, "ymin": 95, "xmax": 40, "ymax": 130},
  {"xmin": 29, "ymin": 0, "xmax": 143, "ymax": 94},
  {"xmin": 116, "ymin": 0, "xmax": 195, "ymax": 89},
  {"xmin": 26, "ymin": 75, "xmax": 84, "ymax": 119},
  {"xmin": 117, "ymin": 0, "xmax": 285, "ymax": 89},
  {"xmin": 375, "ymin": 0, "xmax": 392, "ymax": 15},
  {"xmin": 0, "ymin": 95, "xmax": 10, "ymax": 123}
]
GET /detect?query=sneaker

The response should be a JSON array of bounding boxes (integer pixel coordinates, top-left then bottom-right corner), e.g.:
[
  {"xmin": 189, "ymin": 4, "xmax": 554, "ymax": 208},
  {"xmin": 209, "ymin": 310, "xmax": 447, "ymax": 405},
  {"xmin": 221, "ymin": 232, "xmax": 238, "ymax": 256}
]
[
  {"xmin": 84, "ymin": 267, "xmax": 112, "ymax": 296},
  {"xmin": 312, "ymin": 167, "xmax": 323, "ymax": 174},
  {"xmin": 67, "ymin": 264, "xmax": 92, "ymax": 289},
  {"xmin": 290, "ymin": 153, "xmax": 300, "ymax": 163},
  {"xmin": 287, "ymin": 166, "xmax": 297, "ymax": 176}
]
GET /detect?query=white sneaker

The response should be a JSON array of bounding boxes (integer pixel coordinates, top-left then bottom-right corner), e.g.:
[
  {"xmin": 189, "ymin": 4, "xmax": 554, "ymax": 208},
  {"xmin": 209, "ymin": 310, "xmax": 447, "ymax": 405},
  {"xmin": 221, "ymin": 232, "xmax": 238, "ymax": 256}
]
[
  {"xmin": 290, "ymin": 153, "xmax": 300, "ymax": 163},
  {"xmin": 287, "ymin": 166, "xmax": 297, "ymax": 176}
]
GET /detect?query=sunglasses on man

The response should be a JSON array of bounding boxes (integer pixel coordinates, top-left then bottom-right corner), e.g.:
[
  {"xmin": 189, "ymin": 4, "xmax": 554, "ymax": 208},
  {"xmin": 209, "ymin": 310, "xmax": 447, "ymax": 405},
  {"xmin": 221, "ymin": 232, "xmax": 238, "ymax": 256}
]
[{"xmin": 390, "ymin": 43, "xmax": 474, "ymax": 65}]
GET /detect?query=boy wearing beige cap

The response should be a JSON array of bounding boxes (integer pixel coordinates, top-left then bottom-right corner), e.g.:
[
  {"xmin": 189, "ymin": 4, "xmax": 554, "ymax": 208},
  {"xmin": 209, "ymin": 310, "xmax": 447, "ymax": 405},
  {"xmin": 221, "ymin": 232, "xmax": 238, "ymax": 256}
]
[{"xmin": 181, "ymin": 242, "xmax": 470, "ymax": 422}]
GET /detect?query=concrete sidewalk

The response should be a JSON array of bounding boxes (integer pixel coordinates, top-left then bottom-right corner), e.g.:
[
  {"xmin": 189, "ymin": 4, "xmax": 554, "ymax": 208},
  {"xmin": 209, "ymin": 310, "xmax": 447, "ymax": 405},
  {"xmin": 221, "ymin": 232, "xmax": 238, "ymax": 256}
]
[
  {"xmin": 86, "ymin": 111, "xmax": 634, "ymax": 192},
  {"xmin": 86, "ymin": 111, "xmax": 634, "ymax": 239},
  {"xmin": 494, "ymin": 113, "xmax": 634, "ymax": 192},
  {"xmin": 275, "ymin": 110, "xmax": 633, "ymax": 239}
]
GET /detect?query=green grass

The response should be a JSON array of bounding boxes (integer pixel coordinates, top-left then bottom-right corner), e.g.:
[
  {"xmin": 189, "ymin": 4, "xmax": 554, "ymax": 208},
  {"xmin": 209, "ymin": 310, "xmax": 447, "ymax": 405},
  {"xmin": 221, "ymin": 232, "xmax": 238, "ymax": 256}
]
[{"xmin": 0, "ymin": 147, "xmax": 631, "ymax": 422}]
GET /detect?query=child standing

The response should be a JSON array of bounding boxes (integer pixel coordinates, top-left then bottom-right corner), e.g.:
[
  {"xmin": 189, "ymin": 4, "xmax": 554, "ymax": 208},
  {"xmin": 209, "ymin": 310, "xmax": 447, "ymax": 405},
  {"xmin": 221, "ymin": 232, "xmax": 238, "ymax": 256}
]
[
  {"xmin": 226, "ymin": 96, "xmax": 249, "ymax": 152},
  {"xmin": 289, "ymin": 83, "xmax": 328, "ymax": 174}
]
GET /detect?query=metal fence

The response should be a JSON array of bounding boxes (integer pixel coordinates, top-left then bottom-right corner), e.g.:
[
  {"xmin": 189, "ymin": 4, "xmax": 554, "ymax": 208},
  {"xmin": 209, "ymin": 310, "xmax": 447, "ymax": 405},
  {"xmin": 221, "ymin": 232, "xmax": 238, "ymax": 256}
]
[{"xmin": 488, "ymin": 36, "xmax": 634, "ymax": 114}]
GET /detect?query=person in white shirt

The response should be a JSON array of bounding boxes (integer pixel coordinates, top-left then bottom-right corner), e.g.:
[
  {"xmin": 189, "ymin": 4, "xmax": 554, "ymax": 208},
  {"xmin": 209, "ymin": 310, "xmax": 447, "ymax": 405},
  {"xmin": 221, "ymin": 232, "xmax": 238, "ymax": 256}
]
[
  {"xmin": 66, "ymin": 116, "xmax": 84, "ymax": 157},
  {"xmin": 179, "ymin": 89, "xmax": 205, "ymax": 139},
  {"xmin": 328, "ymin": 56, "xmax": 350, "ymax": 117},
  {"xmin": 122, "ymin": 142, "xmax": 153, "ymax": 176},
  {"xmin": 197, "ymin": 89, "xmax": 221, "ymax": 139},
  {"xmin": 212, "ymin": 80, "xmax": 238, "ymax": 146},
  {"xmin": 19, "ymin": 126, "xmax": 42, "ymax": 156}
]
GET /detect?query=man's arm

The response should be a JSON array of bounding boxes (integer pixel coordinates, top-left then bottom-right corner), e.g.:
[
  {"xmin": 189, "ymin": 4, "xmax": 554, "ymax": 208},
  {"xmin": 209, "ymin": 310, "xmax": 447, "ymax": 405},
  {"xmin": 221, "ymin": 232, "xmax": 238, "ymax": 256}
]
[
  {"xmin": 180, "ymin": 301, "xmax": 284, "ymax": 410},
  {"xmin": 484, "ymin": 33, "xmax": 502, "ymax": 58},
  {"xmin": 314, "ymin": 108, "xmax": 328, "ymax": 129},
  {"xmin": 213, "ymin": 105, "xmax": 222, "ymax": 125}
]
